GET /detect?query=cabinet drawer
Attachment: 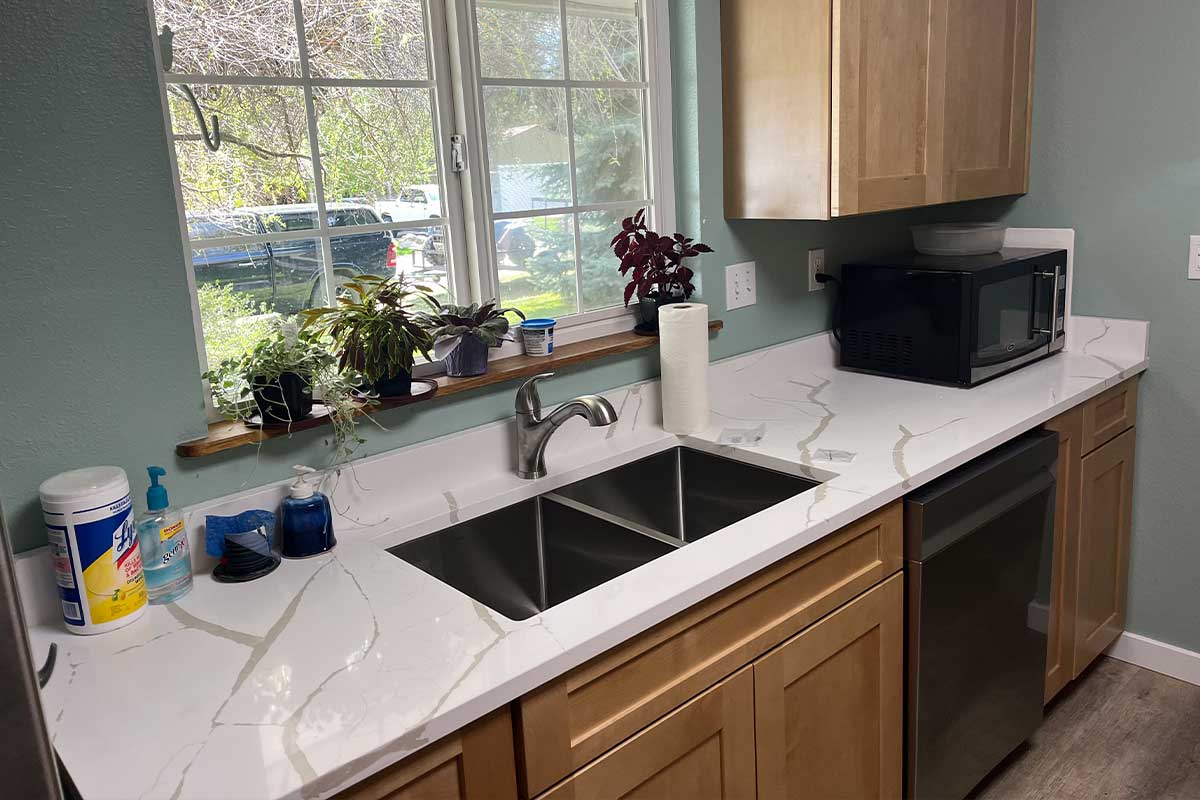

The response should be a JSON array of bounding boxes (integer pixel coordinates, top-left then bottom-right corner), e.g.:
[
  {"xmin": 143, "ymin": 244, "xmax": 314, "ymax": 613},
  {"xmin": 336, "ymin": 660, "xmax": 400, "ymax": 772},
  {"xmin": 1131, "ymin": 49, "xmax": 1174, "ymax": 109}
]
[
  {"xmin": 1081, "ymin": 376, "xmax": 1139, "ymax": 454},
  {"xmin": 517, "ymin": 502, "xmax": 903, "ymax": 796},
  {"xmin": 536, "ymin": 668, "xmax": 756, "ymax": 800}
]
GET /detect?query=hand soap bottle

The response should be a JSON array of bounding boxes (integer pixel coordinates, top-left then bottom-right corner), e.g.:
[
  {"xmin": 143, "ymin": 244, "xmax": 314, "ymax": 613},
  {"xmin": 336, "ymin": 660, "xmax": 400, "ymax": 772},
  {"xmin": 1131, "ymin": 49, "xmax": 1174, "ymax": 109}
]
[
  {"xmin": 136, "ymin": 466, "xmax": 193, "ymax": 604},
  {"xmin": 281, "ymin": 466, "xmax": 336, "ymax": 558}
]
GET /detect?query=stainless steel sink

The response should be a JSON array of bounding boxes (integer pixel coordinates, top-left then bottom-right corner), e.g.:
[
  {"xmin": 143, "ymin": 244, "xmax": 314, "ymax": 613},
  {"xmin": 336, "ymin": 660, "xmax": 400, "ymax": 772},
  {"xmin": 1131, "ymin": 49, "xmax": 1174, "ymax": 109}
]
[
  {"xmin": 552, "ymin": 446, "xmax": 821, "ymax": 543},
  {"xmin": 388, "ymin": 446, "xmax": 821, "ymax": 620}
]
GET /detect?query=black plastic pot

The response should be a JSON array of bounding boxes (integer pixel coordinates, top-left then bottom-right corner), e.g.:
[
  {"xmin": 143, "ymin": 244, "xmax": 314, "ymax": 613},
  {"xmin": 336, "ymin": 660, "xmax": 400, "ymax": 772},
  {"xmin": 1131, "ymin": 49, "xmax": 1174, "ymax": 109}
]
[
  {"xmin": 251, "ymin": 372, "xmax": 313, "ymax": 425},
  {"xmin": 637, "ymin": 293, "xmax": 686, "ymax": 332},
  {"xmin": 443, "ymin": 335, "xmax": 490, "ymax": 377},
  {"xmin": 371, "ymin": 368, "xmax": 413, "ymax": 397}
]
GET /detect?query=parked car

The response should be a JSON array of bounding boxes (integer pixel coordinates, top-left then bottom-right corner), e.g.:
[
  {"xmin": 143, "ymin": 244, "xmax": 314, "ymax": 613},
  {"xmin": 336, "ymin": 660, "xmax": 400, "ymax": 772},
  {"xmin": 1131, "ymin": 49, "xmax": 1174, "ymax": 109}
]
[
  {"xmin": 188, "ymin": 203, "xmax": 395, "ymax": 314},
  {"xmin": 376, "ymin": 184, "xmax": 442, "ymax": 223}
]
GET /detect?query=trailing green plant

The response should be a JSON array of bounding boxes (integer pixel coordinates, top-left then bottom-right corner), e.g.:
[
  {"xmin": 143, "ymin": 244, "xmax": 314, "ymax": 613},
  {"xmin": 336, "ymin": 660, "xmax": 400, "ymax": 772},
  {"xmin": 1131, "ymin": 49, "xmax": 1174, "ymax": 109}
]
[
  {"xmin": 196, "ymin": 282, "xmax": 277, "ymax": 370},
  {"xmin": 202, "ymin": 318, "xmax": 370, "ymax": 464},
  {"xmin": 424, "ymin": 299, "xmax": 526, "ymax": 359},
  {"xmin": 299, "ymin": 274, "xmax": 437, "ymax": 385}
]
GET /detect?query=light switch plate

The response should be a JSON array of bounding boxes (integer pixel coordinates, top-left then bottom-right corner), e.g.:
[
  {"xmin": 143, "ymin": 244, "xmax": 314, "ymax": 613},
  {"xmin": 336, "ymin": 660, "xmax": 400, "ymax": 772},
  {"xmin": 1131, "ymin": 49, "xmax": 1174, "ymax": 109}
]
[
  {"xmin": 807, "ymin": 249, "xmax": 826, "ymax": 292},
  {"xmin": 725, "ymin": 261, "xmax": 757, "ymax": 310},
  {"xmin": 1190, "ymin": 235, "xmax": 1200, "ymax": 280}
]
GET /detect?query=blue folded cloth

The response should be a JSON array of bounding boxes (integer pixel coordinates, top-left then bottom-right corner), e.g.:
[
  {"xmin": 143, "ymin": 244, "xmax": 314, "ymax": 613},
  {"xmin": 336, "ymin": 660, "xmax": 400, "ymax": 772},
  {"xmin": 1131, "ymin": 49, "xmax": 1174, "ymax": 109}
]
[{"xmin": 205, "ymin": 510, "xmax": 277, "ymax": 557}]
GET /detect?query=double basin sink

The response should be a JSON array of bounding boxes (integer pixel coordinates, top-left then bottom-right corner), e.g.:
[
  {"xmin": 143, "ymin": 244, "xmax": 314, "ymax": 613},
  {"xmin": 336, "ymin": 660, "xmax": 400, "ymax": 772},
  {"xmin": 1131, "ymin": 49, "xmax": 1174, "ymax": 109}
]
[{"xmin": 388, "ymin": 446, "xmax": 822, "ymax": 621}]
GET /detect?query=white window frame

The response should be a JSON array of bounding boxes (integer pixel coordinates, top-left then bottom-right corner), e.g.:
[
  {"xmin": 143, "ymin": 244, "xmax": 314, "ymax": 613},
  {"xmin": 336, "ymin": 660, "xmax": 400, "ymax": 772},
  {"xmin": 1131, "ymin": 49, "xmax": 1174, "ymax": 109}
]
[
  {"xmin": 452, "ymin": 0, "xmax": 675, "ymax": 357},
  {"xmin": 148, "ymin": 0, "xmax": 674, "ymax": 413}
]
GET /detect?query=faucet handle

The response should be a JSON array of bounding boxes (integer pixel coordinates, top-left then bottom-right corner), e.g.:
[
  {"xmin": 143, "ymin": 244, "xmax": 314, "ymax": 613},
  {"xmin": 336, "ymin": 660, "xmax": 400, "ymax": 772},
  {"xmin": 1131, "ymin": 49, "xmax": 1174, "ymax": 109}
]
[{"xmin": 516, "ymin": 372, "xmax": 555, "ymax": 416}]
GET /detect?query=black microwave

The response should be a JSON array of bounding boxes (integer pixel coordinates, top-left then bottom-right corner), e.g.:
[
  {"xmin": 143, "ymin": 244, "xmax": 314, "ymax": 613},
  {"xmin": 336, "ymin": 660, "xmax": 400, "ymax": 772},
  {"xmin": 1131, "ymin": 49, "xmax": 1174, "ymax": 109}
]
[{"xmin": 839, "ymin": 248, "xmax": 1067, "ymax": 387}]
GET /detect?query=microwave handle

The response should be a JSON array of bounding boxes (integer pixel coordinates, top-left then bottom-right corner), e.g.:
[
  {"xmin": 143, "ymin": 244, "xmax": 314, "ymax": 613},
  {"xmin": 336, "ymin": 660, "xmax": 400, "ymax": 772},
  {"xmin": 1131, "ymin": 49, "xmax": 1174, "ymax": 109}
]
[{"xmin": 1032, "ymin": 269, "xmax": 1059, "ymax": 335}]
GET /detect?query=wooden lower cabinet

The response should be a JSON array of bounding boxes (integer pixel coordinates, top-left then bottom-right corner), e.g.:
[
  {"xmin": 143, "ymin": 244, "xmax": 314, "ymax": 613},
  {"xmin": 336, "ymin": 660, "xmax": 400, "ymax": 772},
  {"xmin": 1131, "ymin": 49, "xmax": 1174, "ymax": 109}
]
[
  {"xmin": 1042, "ymin": 406, "xmax": 1084, "ymax": 703},
  {"xmin": 754, "ymin": 574, "xmax": 904, "ymax": 800},
  {"xmin": 336, "ymin": 708, "xmax": 517, "ymax": 800},
  {"xmin": 1074, "ymin": 427, "xmax": 1136, "ymax": 675},
  {"xmin": 537, "ymin": 667, "xmax": 757, "ymax": 800},
  {"xmin": 1042, "ymin": 376, "xmax": 1139, "ymax": 702}
]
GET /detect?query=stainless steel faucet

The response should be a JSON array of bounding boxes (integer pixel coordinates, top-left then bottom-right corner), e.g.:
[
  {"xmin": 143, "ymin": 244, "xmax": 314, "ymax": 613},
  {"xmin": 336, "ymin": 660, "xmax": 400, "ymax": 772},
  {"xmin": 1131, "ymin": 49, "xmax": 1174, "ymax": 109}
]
[{"xmin": 515, "ymin": 373, "xmax": 618, "ymax": 479}]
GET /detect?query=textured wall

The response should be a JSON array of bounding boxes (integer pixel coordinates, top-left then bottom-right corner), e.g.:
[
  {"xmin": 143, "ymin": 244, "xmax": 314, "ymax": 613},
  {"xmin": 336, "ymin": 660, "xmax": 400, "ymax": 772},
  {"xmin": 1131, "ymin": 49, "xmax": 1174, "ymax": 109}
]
[
  {"xmin": 1, "ymin": 0, "xmax": 991, "ymax": 553},
  {"xmin": 1000, "ymin": 0, "xmax": 1200, "ymax": 653}
]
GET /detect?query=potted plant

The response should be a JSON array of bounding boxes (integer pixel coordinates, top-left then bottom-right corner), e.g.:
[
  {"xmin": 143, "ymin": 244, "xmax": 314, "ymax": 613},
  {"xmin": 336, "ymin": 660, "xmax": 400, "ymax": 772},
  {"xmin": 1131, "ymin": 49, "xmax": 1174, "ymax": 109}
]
[
  {"xmin": 299, "ymin": 274, "xmax": 436, "ymax": 397},
  {"xmin": 202, "ymin": 319, "xmax": 366, "ymax": 462},
  {"xmin": 611, "ymin": 209, "xmax": 713, "ymax": 332},
  {"xmin": 425, "ymin": 300, "xmax": 525, "ymax": 377}
]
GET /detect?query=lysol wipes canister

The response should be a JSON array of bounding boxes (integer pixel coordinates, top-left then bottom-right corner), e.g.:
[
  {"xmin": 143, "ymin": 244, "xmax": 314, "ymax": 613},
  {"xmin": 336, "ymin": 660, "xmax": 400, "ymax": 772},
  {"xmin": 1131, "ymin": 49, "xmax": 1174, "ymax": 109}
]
[{"xmin": 39, "ymin": 467, "xmax": 147, "ymax": 634}]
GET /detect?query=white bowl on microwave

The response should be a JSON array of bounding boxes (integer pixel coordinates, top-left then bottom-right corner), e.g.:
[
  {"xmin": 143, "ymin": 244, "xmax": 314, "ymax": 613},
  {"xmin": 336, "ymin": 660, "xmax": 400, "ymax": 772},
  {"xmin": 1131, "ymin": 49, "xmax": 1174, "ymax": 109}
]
[{"xmin": 911, "ymin": 223, "xmax": 1007, "ymax": 256}]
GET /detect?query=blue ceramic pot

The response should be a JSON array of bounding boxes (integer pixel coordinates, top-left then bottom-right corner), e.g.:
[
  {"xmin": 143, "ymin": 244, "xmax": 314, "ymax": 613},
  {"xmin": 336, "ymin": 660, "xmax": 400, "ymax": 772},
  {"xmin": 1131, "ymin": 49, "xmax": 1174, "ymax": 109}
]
[{"xmin": 444, "ymin": 335, "xmax": 490, "ymax": 377}]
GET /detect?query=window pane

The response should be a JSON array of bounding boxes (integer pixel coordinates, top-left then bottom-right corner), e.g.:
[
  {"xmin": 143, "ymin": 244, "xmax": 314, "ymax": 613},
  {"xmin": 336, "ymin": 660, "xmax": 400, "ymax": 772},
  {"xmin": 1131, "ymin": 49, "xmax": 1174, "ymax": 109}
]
[
  {"xmin": 302, "ymin": 0, "xmax": 430, "ymax": 80},
  {"xmin": 578, "ymin": 207, "xmax": 644, "ymax": 312},
  {"xmin": 154, "ymin": 0, "xmax": 300, "ymax": 77},
  {"xmin": 314, "ymin": 87, "xmax": 442, "ymax": 225},
  {"xmin": 476, "ymin": 0, "xmax": 562, "ymax": 79},
  {"xmin": 193, "ymin": 238, "xmax": 324, "ymax": 368},
  {"xmin": 170, "ymin": 85, "xmax": 315, "ymax": 215},
  {"xmin": 393, "ymin": 226, "xmax": 453, "ymax": 305},
  {"xmin": 572, "ymin": 88, "xmax": 647, "ymax": 205},
  {"xmin": 567, "ymin": 0, "xmax": 642, "ymax": 82},
  {"xmin": 484, "ymin": 87, "xmax": 570, "ymax": 213},
  {"xmin": 496, "ymin": 215, "xmax": 577, "ymax": 320}
]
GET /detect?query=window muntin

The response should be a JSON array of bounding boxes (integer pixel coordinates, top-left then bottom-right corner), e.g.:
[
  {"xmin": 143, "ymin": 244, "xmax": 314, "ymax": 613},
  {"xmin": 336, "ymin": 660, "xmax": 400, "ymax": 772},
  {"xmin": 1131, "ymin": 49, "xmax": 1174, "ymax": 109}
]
[
  {"xmin": 470, "ymin": 0, "xmax": 660, "ymax": 322},
  {"xmin": 152, "ymin": 0, "xmax": 672, "ymax": 386}
]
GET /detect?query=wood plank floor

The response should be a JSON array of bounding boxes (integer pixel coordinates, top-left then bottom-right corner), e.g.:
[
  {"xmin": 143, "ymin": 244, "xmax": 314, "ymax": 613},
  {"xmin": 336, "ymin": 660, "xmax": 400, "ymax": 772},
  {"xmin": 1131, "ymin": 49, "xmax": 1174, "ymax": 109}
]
[{"xmin": 970, "ymin": 657, "xmax": 1200, "ymax": 800}]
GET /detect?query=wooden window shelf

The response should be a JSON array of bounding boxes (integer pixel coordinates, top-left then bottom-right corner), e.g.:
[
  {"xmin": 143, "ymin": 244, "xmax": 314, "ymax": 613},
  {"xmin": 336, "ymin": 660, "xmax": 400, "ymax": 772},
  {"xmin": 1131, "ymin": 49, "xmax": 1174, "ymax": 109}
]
[{"xmin": 176, "ymin": 320, "xmax": 723, "ymax": 458}]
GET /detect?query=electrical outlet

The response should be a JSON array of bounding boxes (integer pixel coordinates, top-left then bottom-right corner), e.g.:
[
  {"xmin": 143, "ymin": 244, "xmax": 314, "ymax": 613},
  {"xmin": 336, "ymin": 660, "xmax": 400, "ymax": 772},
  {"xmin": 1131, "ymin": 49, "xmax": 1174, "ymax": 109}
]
[
  {"xmin": 1190, "ymin": 235, "xmax": 1200, "ymax": 280},
  {"xmin": 725, "ymin": 261, "xmax": 757, "ymax": 310},
  {"xmin": 808, "ymin": 249, "xmax": 826, "ymax": 292}
]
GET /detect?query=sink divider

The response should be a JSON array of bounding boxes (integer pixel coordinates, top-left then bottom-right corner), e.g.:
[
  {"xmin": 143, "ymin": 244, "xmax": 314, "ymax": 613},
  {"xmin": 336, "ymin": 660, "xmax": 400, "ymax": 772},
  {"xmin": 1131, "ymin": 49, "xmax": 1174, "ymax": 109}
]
[{"xmin": 540, "ymin": 493, "xmax": 686, "ymax": 550}]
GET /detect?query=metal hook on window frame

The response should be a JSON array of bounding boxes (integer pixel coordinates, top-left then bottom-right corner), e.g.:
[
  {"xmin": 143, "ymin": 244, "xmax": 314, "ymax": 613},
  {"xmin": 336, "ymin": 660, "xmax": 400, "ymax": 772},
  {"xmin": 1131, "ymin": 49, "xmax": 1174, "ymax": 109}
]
[{"xmin": 172, "ymin": 84, "xmax": 221, "ymax": 153}]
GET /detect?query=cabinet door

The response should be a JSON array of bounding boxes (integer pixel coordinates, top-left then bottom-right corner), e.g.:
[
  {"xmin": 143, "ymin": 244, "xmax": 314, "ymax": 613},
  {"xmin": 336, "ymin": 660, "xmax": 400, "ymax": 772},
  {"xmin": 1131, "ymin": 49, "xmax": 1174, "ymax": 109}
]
[
  {"xmin": 538, "ymin": 668, "xmax": 756, "ymax": 800},
  {"xmin": 337, "ymin": 708, "xmax": 517, "ymax": 800},
  {"xmin": 942, "ymin": 0, "xmax": 1036, "ymax": 201},
  {"xmin": 1074, "ymin": 427, "xmax": 1135, "ymax": 677},
  {"xmin": 1042, "ymin": 408, "xmax": 1083, "ymax": 703},
  {"xmin": 831, "ymin": 0, "xmax": 947, "ymax": 216},
  {"xmin": 754, "ymin": 573, "xmax": 903, "ymax": 800}
]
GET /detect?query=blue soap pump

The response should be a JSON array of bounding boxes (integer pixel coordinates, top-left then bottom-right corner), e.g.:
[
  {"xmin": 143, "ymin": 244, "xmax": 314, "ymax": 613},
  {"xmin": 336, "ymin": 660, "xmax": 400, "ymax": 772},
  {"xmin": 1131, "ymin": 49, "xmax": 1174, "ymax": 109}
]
[{"xmin": 280, "ymin": 465, "xmax": 336, "ymax": 559}]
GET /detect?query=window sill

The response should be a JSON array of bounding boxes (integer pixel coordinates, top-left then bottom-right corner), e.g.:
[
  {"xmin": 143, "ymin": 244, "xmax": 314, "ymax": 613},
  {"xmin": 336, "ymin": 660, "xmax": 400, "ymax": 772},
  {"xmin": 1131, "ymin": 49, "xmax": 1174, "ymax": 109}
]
[{"xmin": 175, "ymin": 320, "xmax": 724, "ymax": 458}]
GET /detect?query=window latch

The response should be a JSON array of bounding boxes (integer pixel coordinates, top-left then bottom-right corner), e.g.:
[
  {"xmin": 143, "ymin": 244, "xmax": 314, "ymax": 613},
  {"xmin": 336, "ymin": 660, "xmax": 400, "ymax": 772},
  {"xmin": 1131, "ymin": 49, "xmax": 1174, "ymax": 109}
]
[{"xmin": 450, "ymin": 134, "xmax": 467, "ymax": 173}]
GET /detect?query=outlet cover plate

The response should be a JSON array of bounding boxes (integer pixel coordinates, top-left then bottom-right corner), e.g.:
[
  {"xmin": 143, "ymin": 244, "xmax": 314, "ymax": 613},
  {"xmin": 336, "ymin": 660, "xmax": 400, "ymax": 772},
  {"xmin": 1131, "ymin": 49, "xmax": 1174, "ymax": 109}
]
[
  {"xmin": 726, "ymin": 261, "xmax": 757, "ymax": 310},
  {"xmin": 808, "ymin": 249, "xmax": 826, "ymax": 292},
  {"xmin": 1190, "ymin": 235, "xmax": 1200, "ymax": 280}
]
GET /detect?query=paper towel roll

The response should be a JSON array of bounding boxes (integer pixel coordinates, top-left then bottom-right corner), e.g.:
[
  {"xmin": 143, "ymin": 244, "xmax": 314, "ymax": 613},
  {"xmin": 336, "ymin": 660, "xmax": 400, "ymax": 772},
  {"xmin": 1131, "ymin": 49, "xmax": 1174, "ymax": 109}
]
[{"xmin": 658, "ymin": 303, "xmax": 710, "ymax": 434}]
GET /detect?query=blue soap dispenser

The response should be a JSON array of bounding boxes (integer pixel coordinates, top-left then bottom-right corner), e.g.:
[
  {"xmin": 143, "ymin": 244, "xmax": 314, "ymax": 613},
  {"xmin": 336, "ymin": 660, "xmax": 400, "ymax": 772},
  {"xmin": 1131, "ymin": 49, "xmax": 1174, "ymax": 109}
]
[{"xmin": 281, "ymin": 466, "xmax": 336, "ymax": 558}]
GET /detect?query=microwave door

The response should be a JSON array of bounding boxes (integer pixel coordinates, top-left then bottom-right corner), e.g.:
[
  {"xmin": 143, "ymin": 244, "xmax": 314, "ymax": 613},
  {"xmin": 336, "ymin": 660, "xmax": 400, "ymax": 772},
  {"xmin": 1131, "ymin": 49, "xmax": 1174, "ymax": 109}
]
[{"xmin": 970, "ymin": 268, "xmax": 1053, "ymax": 382}]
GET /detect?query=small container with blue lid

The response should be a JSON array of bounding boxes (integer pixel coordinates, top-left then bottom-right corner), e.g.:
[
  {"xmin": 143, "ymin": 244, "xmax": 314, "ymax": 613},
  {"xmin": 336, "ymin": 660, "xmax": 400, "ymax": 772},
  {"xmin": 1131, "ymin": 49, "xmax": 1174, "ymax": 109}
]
[{"xmin": 520, "ymin": 318, "xmax": 556, "ymax": 357}]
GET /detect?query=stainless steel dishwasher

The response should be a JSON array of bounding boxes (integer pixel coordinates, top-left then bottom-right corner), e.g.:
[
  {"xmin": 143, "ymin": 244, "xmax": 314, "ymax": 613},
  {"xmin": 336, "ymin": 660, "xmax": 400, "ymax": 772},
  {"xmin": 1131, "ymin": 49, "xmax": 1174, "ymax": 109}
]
[{"xmin": 905, "ymin": 430, "xmax": 1057, "ymax": 800}]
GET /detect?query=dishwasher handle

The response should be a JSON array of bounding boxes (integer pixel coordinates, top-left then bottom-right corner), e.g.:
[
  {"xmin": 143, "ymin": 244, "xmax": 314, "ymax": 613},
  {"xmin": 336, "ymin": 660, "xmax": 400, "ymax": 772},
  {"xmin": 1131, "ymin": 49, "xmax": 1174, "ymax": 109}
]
[{"xmin": 905, "ymin": 430, "xmax": 1059, "ymax": 562}]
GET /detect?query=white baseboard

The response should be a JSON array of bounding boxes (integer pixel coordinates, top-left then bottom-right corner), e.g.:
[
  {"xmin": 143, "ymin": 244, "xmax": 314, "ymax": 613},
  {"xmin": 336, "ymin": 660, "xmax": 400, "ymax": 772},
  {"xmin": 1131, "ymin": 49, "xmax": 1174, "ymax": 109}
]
[{"xmin": 1105, "ymin": 631, "xmax": 1200, "ymax": 687}]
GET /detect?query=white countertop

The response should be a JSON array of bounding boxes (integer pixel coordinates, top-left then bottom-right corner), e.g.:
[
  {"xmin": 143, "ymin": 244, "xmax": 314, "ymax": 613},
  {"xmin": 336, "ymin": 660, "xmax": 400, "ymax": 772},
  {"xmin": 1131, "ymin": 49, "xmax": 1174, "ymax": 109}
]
[{"xmin": 20, "ymin": 315, "xmax": 1149, "ymax": 800}]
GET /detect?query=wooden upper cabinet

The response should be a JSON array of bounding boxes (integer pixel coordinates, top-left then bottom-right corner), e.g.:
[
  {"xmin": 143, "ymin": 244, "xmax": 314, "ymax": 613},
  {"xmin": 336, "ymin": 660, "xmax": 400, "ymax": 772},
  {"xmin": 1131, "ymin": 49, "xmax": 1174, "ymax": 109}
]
[
  {"xmin": 754, "ymin": 574, "xmax": 903, "ymax": 800},
  {"xmin": 723, "ymin": 0, "xmax": 1036, "ymax": 219},
  {"xmin": 831, "ymin": 0, "xmax": 946, "ymax": 216},
  {"xmin": 537, "ymin": 668, "xmax": 757, "ymax": 800},
  {"xmin": 942, "ymin": 0, "xmax": 1036, "ymax": 202}
]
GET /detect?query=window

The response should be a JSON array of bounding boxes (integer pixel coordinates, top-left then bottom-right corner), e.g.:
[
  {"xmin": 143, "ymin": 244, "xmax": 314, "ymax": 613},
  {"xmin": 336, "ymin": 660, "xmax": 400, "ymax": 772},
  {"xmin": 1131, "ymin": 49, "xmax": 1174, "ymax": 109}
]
[{"xmin": 150, "ymin": 0, "xmax": 673, "ymax": 384}]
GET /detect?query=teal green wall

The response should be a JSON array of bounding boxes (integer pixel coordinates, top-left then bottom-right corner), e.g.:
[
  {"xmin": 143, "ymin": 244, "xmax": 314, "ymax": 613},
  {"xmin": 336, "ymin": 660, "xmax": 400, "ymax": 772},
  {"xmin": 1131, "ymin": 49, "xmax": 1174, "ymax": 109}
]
[
  {"xmin": 999, "ymin": 1, "xmax": 1200, "ymax": 653},
  {"xmin": 0, "ymin": 0, "xmax": 988, "ymax": 554}
]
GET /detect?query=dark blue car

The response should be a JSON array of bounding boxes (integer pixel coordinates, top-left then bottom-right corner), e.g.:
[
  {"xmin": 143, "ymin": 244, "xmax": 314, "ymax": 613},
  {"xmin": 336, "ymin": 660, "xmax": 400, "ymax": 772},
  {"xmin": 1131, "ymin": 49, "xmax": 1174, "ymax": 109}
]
[{"xmin": 188, "ymin": 204, "xmax": 395, "ymax": 314}]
